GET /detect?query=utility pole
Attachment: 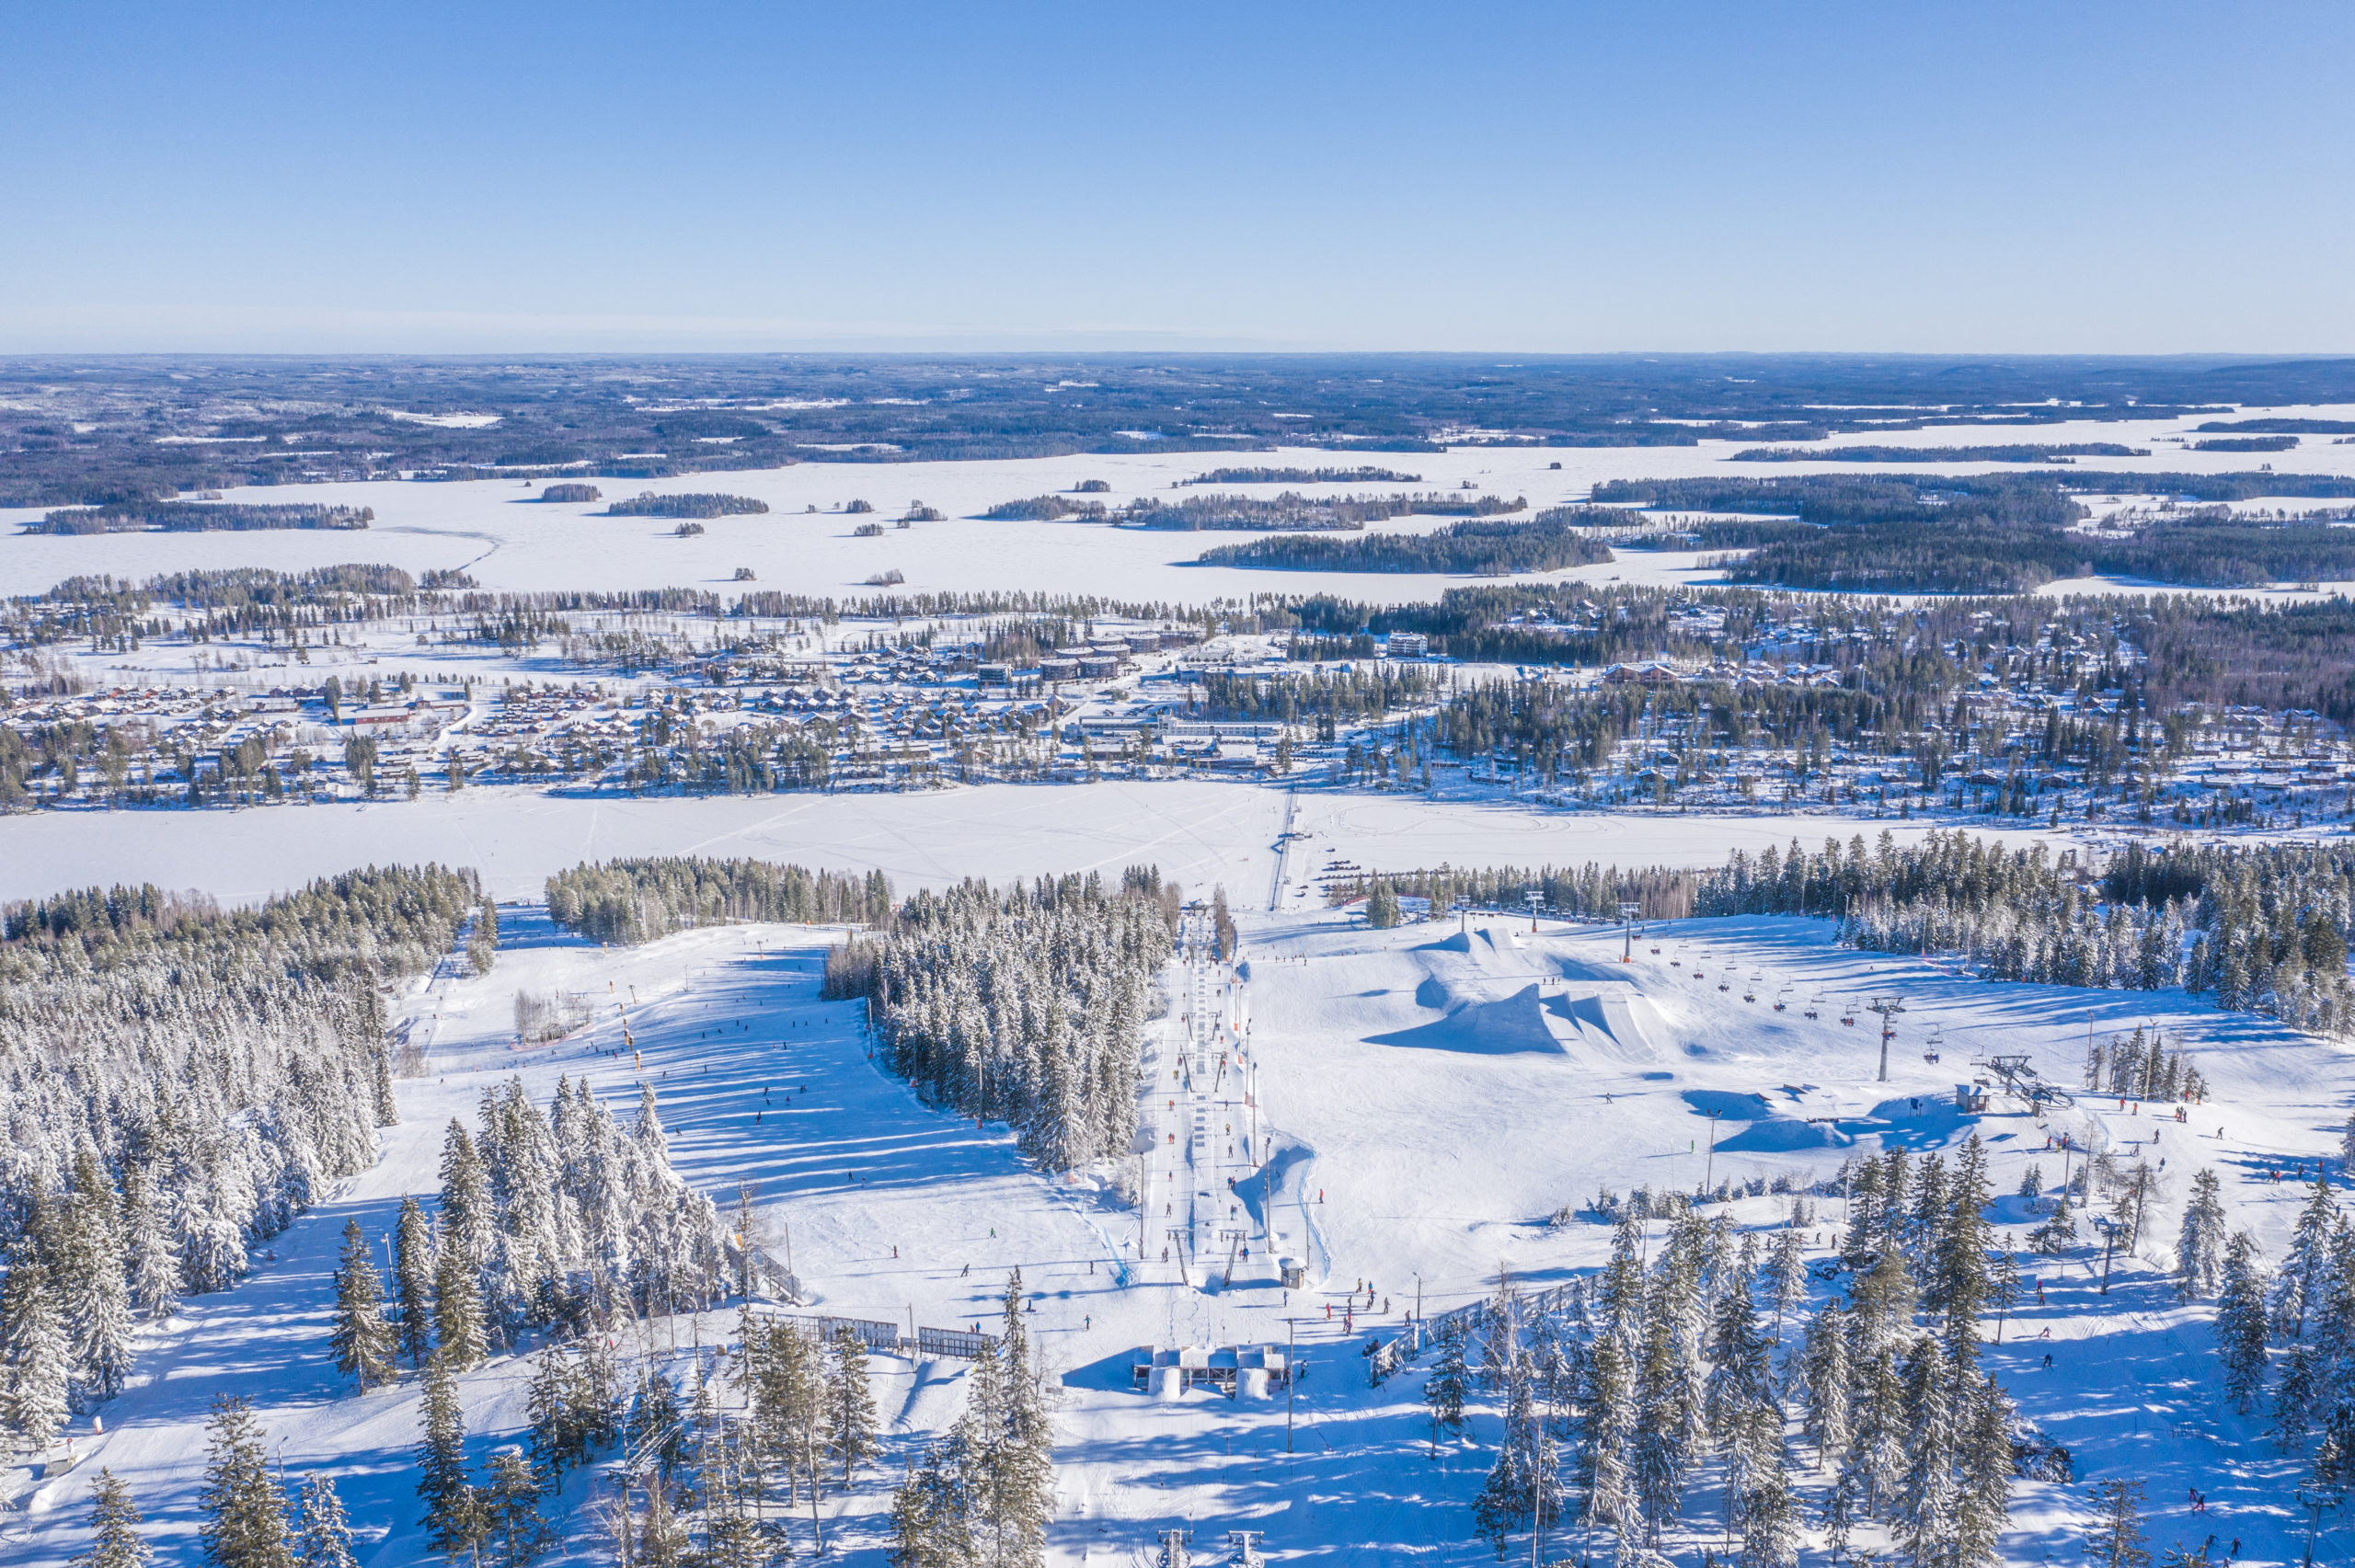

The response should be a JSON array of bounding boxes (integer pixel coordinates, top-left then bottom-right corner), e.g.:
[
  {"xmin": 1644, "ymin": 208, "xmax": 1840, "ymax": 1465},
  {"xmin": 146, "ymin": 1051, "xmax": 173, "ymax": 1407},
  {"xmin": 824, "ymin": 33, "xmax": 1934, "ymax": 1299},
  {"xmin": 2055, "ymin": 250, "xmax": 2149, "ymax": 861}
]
[
  {"xmin": 1618, "ymin": 898, "xmax": 1642, "ymax": 962},
  {"xmin": 1867, "ymin": 995, "xmax": 1906, "ymax": 1082}
]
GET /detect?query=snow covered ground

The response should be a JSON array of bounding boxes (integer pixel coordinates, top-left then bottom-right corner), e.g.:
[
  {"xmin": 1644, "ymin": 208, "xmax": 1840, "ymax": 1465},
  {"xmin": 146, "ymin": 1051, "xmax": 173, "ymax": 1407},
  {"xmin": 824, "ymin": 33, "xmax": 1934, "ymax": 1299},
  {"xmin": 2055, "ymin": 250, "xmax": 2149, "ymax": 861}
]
[
  {"xmin": 11, "ymin": 406, "xmax": 2355, "ymax": 603},
  {"xmin": 0, "ymin": 777, "xmax": 2072, "ymax": 910},
  {"xmin": 12, "ymin": 900, "xmax": 2348, "ymax": 1565}
]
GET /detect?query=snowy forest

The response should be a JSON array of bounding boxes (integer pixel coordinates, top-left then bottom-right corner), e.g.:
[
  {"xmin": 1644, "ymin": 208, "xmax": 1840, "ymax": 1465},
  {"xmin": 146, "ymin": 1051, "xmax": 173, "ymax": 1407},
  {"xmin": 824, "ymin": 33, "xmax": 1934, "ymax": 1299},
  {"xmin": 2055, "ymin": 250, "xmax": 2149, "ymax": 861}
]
[
  {"xmin": 545, "ymin": 857, "xmax": 896, "ymax": 946},
  {"xmin": 826, "ymin": 867, "xmax": 1179, "ymax": 1171},
  {"xmin": 1424, "ymin": 1137, "xmax": 2026, "ymax": 1565},
  {"xmin": 0, "ymin": 865, "xmax": 479, "ymax": 1450}
]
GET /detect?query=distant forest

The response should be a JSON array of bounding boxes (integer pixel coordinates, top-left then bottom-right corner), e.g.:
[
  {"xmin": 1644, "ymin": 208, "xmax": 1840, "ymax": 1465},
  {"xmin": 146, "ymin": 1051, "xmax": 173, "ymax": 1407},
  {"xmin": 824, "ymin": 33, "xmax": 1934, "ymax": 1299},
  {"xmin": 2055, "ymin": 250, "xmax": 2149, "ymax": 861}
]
[
  {"xmin": 1120, "ymin": 491, "xmax": 1524, "ymax": 531},
  {"xmin": 28, "ymin": 502, "xmax": 373, "ymax": 534},
  {"xmin": 1181, "ymin": 466, "xmax": 1422, "ymax": 485},
  {"xmin": 2198, "ymin": 418, "xmax": 2355, "ymax": 434},
  {"xmin": 14, "ymin": 354, "xmax": 2355, "ymax": 508},
  {"xmin": 1592, "ymin": 471, "xmax": 2355, "ymax": 591},
  {"xmin": 1197, "ymin": 508, "xmax": 1614, "ymax": 574},
  {"xmin": 979, "ymin": 495, "xmax": 1109, "ymax": 521},
  {"xmin": 1730, "ymin": 443, "xmax": 2148, "ymax": 463},
  {"xmin": 2192, "ymin": 436, "xmax": 2299, "ymax": 452},
  {"xmin": 603, "ymin": 492, "xmax": 769, "ymax": 520}
]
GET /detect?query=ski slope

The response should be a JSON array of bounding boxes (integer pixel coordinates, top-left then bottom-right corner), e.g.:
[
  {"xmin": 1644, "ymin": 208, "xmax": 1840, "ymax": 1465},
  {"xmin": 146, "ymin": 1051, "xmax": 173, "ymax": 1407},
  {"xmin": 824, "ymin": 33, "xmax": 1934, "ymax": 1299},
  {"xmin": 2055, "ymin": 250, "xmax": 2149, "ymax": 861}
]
[{"xmin": 12, "ymin": 902, "xmax": 2353, "ymax": 1565}]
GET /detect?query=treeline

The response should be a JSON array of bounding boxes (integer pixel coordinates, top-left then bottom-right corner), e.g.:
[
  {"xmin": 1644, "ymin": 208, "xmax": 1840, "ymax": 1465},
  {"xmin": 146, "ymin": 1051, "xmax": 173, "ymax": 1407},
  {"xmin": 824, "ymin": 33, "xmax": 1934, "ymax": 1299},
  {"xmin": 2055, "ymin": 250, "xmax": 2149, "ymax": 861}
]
[
  {"xmin": 1120, "ymin": 490, "xmax": 1526, "ymax": 531},
  {"xmin": 1197, "ymin": 508, "xmax": 1614, "ymax": 575},
  {"xmin": 29, "ymin": 501, "xmax": 374, "ymax": 534},
  {"xmin": 0, "ymin": 865, "xmax": 478, "ymax": 1448},
  {"xmin": 1592, "ymin": 473, "xmax": 2085, "ymax": 530},
  {"xmin": 536, "ymin": 483, "xmax": 603, "ymax": 502},
  {"xmin": 2193, "ymin": 437, "xmax": 2299, "ymax": 452},
  {"xmin": 1329, "ymin": 862, "xmax": 1702, "ymax": 921},
  {"xmin": 1701, "ymin": 830, "xmax": 2355, "ymax": 1034},
  {"xmin": 605, "ymin": 492, "xmax": 771, "ymax": 519},
  {"xmin": 1727, "ymin": 515, "xmax": 2355, "ymax": 593},
  {"xmin": 978, "ymin": 495, "xmax": 1109, "ymax": 521},
  {"xmin": 1730, "ymin": 443, "xmax": 2147, "ymax": 463},
  {"xmin": 825, "ymin": 867, "xmax": 1178, "ymax": 1169},
  {"xmin": 545, "ymin": 857, "xmax": 895, "ymax": 944},
  {"xmin": 1184, "ymin": 465, "xmax": 1422, "ymax": 485}
]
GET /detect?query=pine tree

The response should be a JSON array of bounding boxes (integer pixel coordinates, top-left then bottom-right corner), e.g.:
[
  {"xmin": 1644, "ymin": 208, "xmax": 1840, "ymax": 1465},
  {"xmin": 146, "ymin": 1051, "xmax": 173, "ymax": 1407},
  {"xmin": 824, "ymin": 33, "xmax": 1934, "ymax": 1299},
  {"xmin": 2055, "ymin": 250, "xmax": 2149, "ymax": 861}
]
[
  {"xmin": 63, "ymin": 1147, "xmax": 135, "ymax": 1402},
  {"xmin": 199, "ymin": 1395, "xmax": 295, "ymax": 1568},
  {"xmin": 2215, "ymin": 1231, "xmax": 2269, "ymax": 1411},
  {"xmin": 432, "ymin": 1236, "xmax": 488, "ymax": 1371},
  {"xmin": 328, "ymin": 1219, "xmax": 396, "ymax": 1391},
  {"xmin": 417, "ymin": 1351, "xmax": 483, "ymax": 1561},
  {"xmin": 481, "ymin": 1448, "xmax": 551, "ymax": 1568},
  {"xmin": 2272, "ymin": 1175, "xmax": 2337, "ymax": 1341},
  {"xmin": 1797, "ymin": 1299, "xmax": 1851, "ymax": 1470},
  {"xmin": 1895, "ymin": 1335, "xmax": 1960, "ymax": 1565},
  {"xmin": 2177, "ymin": 1170, "xmax": 2228, "ymax": 1300},
  {"xmin": 1764, "ymin": 1229, "xmax": 1808, "ymax": 1340},
  {"xmin": 1, "ymin": 1241, "xmax": 72, "ymax": 1451},
  {"xmin": 1580, "ymin": 1330, "xmax": 1637, "ymax": 1532},
  {"xmin": 954, "ymin": 1273, "xmax": 1052, "ymax": 1568},
  {"xmin": 72, "ymin": 1469, "xmax": 154, "ymax": 1568},
  {"xmin": 393, "ymin": 1197, "xmax": 435, "ymax": 1368},
  {"xmin": 890, "ymin": 1440, "xmax": 972, "ymax": 1567},
  {"xmin": 2030, "ymin": 1196, "xmax": 2077, "ymax": 1256},
  {"xmin": 1739, "ymin": 1462, "xmax": 1801, "ymax": 1568},
  {"xmin": 827, "ymin": 1326, "xmax": 881, "ymax": 1489},
  {"xmin": 293, "ymin": 1474, "xmax": 358, "ymax": 1568},
  {"xmin": 1425, "ymin": 1322, "xmax": 1472, "ymax": 1451},
  {"xmin": 121, "ymin": 1166, "xmax": 180, "ymax": 1323},
  {"xmin": 2085, "ymin": 1478, "xmax": 2151, "ymax": 1568},
  {"xmin": 1956, "ymin": 1374, "xmax": 2016, "ymax": 1568}
]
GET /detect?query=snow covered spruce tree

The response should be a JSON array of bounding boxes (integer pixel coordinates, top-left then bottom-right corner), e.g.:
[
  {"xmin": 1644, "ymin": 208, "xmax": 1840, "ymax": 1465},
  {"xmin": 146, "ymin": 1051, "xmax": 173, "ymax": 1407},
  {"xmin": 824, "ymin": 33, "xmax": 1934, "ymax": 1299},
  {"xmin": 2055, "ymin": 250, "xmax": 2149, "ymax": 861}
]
[
  {"xmin": 328, "ymin": 1218, "xmax": 396, "ymax": 1391},
  {"xmin": 834, "ymin": 870, "xmax": 1178, "ymax": 1170},
  {"xmin": 887, "ymin": 1273, "xmax": 1054, "ymax": 1568},
  {"xmin": 73, "ymin": 1468, "xmax": 153, "ymax": 1568},
  {"xmin": 200, "ymin": 1394, "xmax": 295, "ymax": 1568},
  {"xmin": 0, "ymin": 866, "xmax": 472, "ymax": 1413},
  {"xmin": 411, "ymin": 1078, "xmax": 729, "ymax": 1363}
]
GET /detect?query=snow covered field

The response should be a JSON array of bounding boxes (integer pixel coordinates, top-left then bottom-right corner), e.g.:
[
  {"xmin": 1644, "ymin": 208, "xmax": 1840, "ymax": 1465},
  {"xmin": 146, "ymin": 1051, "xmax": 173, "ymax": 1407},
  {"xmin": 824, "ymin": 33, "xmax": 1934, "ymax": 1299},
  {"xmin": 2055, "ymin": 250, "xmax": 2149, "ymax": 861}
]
[
  {"xmin": 0, "ymin": 778, "xmax": 2067, "ymax": 910},
  {"xmin": 10, "ymin": 406, "xmax": 2355, "ymax": 603},
  {"xmin": 12, "ymin": 902, "xmax": 2348, "ymax": 1565}
]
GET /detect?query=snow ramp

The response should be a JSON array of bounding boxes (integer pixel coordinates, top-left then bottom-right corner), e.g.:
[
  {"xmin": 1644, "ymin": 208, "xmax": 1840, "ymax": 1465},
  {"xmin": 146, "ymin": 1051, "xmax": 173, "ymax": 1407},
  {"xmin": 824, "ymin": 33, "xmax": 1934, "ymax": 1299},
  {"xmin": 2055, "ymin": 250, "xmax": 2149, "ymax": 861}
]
[{"xmin": 1548, "ymin": 987, "xmax": 1660, "ymax": 1061}]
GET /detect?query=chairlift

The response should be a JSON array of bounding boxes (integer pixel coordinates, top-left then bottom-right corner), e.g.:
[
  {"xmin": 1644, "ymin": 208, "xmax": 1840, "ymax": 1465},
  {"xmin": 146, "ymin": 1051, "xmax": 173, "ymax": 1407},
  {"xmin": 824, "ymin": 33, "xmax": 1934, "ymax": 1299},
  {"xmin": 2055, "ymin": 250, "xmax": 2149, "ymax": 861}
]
[
  {"xmin": 1774, "ymin": 987, "xmax": 1790, "ymax": 1013},
  {"xmin": 1840, "ymin": 1001, "xmax": 1857, "ymax": 1026},
  {"xmin": 1924, "ymin": 1024, "xmax": 1944, "ymax": 1064},
  {"xmin": 1804, "ymin": 991, "xmax": 1822, "ymax": 1021}
]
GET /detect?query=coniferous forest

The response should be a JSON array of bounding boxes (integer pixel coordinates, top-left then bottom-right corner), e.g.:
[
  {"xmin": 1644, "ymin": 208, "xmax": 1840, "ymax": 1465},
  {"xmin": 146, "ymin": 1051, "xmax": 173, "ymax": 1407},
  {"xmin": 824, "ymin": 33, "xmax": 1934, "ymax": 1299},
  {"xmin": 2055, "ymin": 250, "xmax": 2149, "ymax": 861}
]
[{"xmin": 826, "ymin": 868, "xmax": 1178, "ymax": 1170}]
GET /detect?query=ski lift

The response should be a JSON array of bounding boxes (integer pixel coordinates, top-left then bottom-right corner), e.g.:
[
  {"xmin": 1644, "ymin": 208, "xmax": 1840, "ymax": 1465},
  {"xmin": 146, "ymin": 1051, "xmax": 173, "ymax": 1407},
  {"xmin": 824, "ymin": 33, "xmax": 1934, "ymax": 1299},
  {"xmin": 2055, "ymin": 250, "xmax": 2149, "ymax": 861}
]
[
  {"xmin": 1773, "ymin": 987, "xmax": 1790, "ymax": 1013},
  {"xmin": 1924, "ymin": 1024, "xmax": 1944, "ymax": 1064},
  {"xmin": 1670, "ymin": 949, "xmax": 1683, "ymax": 968},
  {"xmin": 1742, "ymin": 969, "xmax": 1762, "ymax": 1002},
  {"xmin": 1718, "ymin": 979, "xmax": 1731, "ymax": 992},
  {"xmin": 1840, "ymin": 1001, "xmax": 1857, "ymax": 1026},
  {"xmin": 1804, "ymin": 991, "xmax": 1822, "ymax": 1021}
]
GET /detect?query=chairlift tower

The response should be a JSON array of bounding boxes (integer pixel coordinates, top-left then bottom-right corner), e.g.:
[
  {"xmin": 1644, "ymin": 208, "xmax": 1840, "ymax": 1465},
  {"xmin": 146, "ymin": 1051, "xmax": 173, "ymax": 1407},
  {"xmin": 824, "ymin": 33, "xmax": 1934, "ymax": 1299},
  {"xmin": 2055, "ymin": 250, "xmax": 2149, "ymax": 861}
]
[
  {"xmin": 1524, "ymin": 887, "xmax": 1545, "ymax": 933},
  {"xmin": 1867, "ymin": 995, "xmax": 1906, "ymax": 1082},
  {"xmin": 1617, "ymin": 898, "xmax": 1643, "ymax": 963}
]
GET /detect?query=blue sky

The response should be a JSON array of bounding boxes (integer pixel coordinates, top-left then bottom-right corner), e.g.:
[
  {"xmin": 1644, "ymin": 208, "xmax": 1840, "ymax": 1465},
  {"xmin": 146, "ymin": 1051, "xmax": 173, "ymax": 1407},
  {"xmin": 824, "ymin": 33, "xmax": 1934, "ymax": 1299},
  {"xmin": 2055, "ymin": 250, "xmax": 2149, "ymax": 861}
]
[{"xmin": 2, "ymin": 2, "xmax": 2349, "ymax": 353}]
